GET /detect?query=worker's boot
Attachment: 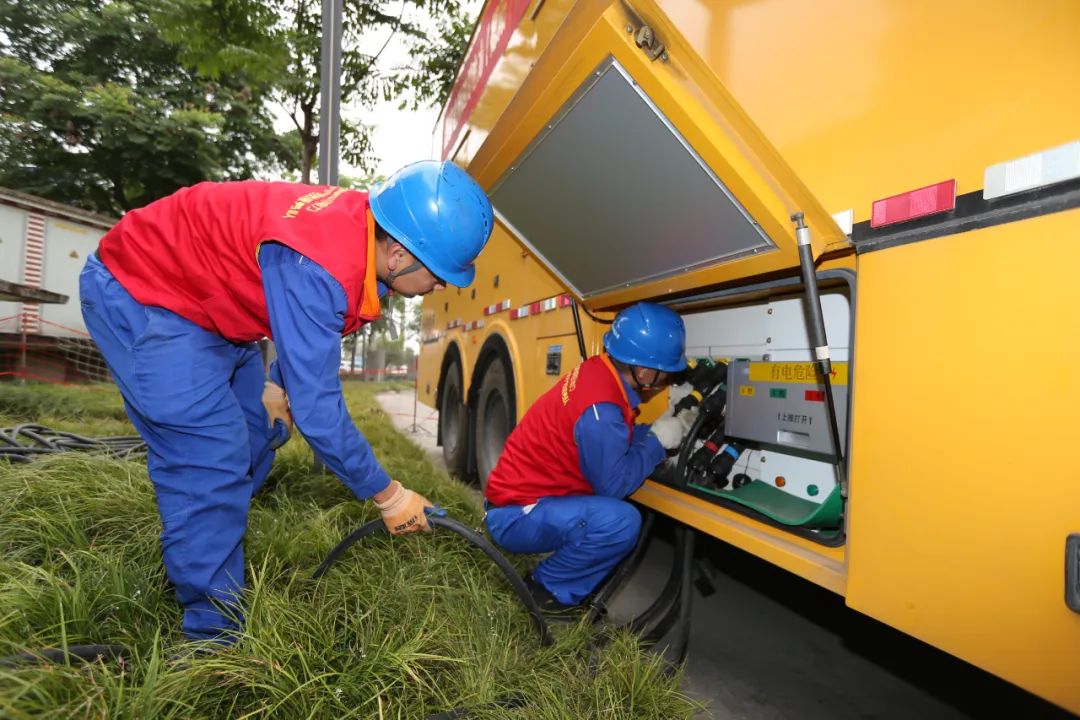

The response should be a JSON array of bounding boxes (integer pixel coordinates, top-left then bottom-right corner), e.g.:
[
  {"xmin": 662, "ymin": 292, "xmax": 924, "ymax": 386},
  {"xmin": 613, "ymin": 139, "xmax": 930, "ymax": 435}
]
[{"xmin": 524, "ymin": 574, "xmax": 585, "ymax": 621}]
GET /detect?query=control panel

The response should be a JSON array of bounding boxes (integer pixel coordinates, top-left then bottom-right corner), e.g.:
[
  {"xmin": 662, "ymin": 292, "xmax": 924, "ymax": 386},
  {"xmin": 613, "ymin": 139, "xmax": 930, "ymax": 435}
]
[{"xmin": 725, "ymin": 360, "xmax": 849, "ymax": 459}]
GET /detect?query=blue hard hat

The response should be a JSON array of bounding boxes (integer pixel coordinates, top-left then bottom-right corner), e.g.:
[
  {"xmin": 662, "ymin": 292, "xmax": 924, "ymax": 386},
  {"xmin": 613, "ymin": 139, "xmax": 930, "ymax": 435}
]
[
  {"xmin": 369, "ymin": 160, "xmax": 494, "ymax": 287},
  {"xmin": 603, "ymin": 303, "xmax": 688, "ymax": 372}
]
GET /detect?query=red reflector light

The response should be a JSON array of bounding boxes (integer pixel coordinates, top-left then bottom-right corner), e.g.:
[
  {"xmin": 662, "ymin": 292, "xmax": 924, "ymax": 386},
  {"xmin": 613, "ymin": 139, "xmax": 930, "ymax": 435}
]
[
  {"xmin": 805, "ymin": 390, "xmax": 825, "ymax": 402},
  {"xmin": 870, "ymin": 179, "xmax": 956, "ymax": 228}
]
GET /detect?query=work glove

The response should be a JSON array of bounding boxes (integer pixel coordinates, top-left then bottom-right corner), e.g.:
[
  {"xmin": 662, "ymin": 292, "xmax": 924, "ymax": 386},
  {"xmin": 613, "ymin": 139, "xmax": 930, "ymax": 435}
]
[
  {"xmin": 261, "ymin": 381, "xmax": 294, "ymax": 432},
  {"xmin": 675, "ymin": 405, "xmax": 700, "ymax": 430},
  {"xmin": 374, "ymin": 480, "xmax": 433, "ymax": 535},
  {"xmin": 648, "ymin": 416, "xmax": 687, "ymax": 450}
]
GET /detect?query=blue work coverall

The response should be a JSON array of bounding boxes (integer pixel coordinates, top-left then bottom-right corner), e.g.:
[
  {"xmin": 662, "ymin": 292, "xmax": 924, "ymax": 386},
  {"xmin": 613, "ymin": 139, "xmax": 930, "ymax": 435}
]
[
  {"xmin": 79, "ymin": 243, "xmax": 388, "ymax": 641},
  {"xmin": 484, "ymin": 382, "xmax": 667, "ymax": 605}
]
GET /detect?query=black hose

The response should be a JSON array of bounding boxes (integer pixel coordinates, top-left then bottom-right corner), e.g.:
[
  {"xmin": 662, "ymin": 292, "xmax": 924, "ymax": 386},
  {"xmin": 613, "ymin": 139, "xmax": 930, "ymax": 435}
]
[
  {"xmin": 674, "ymin": 410, "xmax": 709, "ymax": 488},
  {"xmin": 313, "ymin": 516, "xmax": 553, "ymax": 647},
  {"xmin": 0, "ymin": 424, "xmax": 147, "ymax": 463},
  {"xmin": 589, "ymin": 510, "xmax": 656, "ymax": 616},
  {"xmin": 651, "ymin": 526, "xmax": 696, "ymax": 666},
  {"xmin": 577, "ymin": 303, "xmax": 614, "ymax": 325},
  {"xmin": 0, "ymin": 644, "xmax": 129, "ymax": 668},
  {"xmin": 0, "ymin": 421, "xmax": 288, "ymax": 466},
  {"xmin": 569, "ymin": 299, "xmax": 588, "ymax": 361},
  {"xmin": 423, "ymin": 693, "xmax": 526, "ymax": 719}
]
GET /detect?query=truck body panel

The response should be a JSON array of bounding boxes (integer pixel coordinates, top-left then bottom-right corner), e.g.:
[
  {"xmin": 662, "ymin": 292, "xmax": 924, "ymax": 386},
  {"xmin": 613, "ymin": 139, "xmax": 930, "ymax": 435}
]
[{"xmin": 420, "ymin": 2, "xmax": 1080, "ymax": 710}]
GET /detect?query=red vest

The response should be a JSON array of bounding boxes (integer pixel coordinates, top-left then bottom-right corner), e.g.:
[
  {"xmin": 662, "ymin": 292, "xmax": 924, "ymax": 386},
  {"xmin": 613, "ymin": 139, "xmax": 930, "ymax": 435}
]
[
  {"xmin": 98, "ymin": 181, "xmax": 382, "ymax": 342},
  {"xmin": 485, "ymin": 355, "xmax": 635, "ymax": 507}
]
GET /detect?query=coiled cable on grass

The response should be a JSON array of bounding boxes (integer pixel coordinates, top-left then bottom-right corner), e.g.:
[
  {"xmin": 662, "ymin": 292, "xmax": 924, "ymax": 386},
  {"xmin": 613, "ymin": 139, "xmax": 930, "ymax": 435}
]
[{"xmin": 0, "ymin": 424, "xmax": 146, "ymax": 463}]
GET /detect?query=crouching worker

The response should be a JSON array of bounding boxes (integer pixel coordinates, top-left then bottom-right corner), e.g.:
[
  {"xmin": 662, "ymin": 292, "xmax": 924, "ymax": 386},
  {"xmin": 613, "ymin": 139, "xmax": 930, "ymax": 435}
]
[
  {"xmin": 79, "ymin": 161, "xmax": 493, "ymax": 643},
  {"xmin": 484, "ymin": 303, "xmax": 693, "ymax": 615}
]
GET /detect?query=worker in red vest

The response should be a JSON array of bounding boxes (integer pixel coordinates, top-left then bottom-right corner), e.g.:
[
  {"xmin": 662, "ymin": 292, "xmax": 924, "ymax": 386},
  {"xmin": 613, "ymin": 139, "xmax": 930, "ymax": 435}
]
[
  {"xmin": 484, "ymin": 303, "xmax": 692, "ymax": 614},
  {"xmin": 79, "ymin": 161, "xmax": 493, "ymax": 643}
]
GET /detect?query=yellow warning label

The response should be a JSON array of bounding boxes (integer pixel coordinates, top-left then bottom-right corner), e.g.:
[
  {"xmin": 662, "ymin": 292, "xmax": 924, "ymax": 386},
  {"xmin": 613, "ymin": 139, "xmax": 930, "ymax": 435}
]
[
  {"xmin": 739, "ymin": 386, "xmax": 756, "ymax": 396},
  {"xmin": 748, "ymin": 362, "xmax": 848, "ymax": 386}
]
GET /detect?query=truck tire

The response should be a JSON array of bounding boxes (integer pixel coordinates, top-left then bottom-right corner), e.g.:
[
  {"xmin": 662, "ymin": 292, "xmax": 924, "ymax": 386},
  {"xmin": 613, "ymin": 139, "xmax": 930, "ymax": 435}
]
[
  {"xmin": 475, "ymin": 360, "xmax": 514, "ymax": 490},
  {"xmin": 439, "ymin": 363, "xmax": 468, "ymax": 476}
]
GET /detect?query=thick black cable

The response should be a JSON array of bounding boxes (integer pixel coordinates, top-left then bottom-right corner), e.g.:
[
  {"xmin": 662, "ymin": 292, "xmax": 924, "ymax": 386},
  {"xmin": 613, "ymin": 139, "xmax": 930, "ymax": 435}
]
[
  {"xmin": 423, "ymin": 693, "xmax": 526, "ymax": 719},
  {"xmin": 0, "ymin": 644, "xmax": 129, "ymax": 668},
  {"xmin": 673, "ymin": 411, "xmax": 709, "ymax": 488},
  {"xmin": 0, "ymin": 420, "xmax": 288, "ymax": 466},
  {"xmin": 649, "ymin": 526, "xmax": 696, "ymax": 666},
  {"xmin": 0, "ymin": 424, "xmax": 147, "ymax": 463},
  {"xmin": 588, "ymin": 510, "xmax": 656, "ymax": 619},
  {"xmin": 577, "ymin": 303, "xmax": 614, "ymax": 325},
  {"xmin": 569, "ymin": 299, "xmax": 588, "ymax": 361},
  {"xmin": 313, "ymin": 515, "xmax": 553, "ymax": 647},
  {"xmin": 628, "ymin": 556, "xmax": 681, "ymax": 638}
]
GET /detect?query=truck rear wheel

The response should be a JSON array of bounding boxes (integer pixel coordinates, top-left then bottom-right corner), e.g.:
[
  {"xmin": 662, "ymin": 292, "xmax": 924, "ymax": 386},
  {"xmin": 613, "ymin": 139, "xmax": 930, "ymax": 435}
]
[
  {"xmin": 439, "ymin": 362, "xmax": 468, "ymax": 476},
  {"xmin": 475, "ymin": 360, "xmax": 514, "ymax": 490}
]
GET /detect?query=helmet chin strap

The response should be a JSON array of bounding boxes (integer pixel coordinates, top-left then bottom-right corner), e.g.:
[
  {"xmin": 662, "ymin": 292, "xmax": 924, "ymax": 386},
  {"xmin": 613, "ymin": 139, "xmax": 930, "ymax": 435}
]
[
  {"xmin": 629, "ymin": 365, "xmax": 661, "ymax": 392},
  {"xmin": 384, "ymin": 240, "xmax": 426, "ymax": 286},
  {"xmin": 386, "ymin": 260, "xmax": 423, "ymax": 285}
]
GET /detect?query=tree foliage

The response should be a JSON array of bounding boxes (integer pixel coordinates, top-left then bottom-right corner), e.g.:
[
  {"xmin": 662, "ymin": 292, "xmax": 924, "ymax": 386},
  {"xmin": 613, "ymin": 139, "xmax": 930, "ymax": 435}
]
[
  {"xmin": 0, "ymin": 0, "xmax": 288, "ymax": 215},
  {"xmin": 151, "ymin": 0, "xmax": 475, "ymax": 183},
  {"xmin": 0, "ymin": 0, "xmax": 475, "ymax": 213}
]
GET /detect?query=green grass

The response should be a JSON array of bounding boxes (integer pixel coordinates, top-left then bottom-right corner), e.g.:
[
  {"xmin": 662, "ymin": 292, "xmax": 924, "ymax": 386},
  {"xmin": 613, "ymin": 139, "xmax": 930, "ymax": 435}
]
[{"xmin": 0, "ymin": 382, "xmax": 698, "ymax": 719}]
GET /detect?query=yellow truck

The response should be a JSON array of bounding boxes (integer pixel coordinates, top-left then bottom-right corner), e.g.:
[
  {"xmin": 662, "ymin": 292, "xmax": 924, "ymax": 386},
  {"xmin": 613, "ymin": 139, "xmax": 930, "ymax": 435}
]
[{"xmin": 416, "ymin": 1, "xmax": 1080, "ymax": 712}]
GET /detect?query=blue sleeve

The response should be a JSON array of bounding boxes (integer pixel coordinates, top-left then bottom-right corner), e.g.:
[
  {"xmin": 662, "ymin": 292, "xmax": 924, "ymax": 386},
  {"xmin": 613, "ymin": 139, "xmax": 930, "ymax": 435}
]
[
  {"xmin": 259, "ymin": 243, "xmax": 391, "ymax": 500},
  {"xmin": 573, "ymin": 402, "xmax": 667, "ymax": 498}
]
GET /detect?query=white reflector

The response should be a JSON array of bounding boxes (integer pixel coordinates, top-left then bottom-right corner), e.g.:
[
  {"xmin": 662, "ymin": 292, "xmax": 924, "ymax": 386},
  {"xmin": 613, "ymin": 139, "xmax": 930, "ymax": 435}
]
[
  {"xmin": 831, "ymin": 209, "xmax": 854, "ymax": 236},
  {"xmin": 984, "ymin": 140, "xmax": 1080, "ymax": 200}
]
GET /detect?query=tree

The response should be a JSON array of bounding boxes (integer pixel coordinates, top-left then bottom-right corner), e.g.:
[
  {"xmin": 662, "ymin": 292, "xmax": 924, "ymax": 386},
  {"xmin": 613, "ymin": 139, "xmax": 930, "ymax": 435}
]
[
  {"xmin": 152, "ymin": 0, "xmax": 475, "ymax": 182},
  {"xmin": 394, "ymin": 5, "xmax": 474, "ymax": 111},
  {"xmin": 0, "ymin": 0, "xmax": 289, "ymax": 215}
]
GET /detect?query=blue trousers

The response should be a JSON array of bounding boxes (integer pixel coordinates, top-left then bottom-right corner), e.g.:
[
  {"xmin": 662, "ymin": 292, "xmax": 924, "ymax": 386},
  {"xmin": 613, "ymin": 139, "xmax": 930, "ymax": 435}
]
[
  {"xmin": 485, "ymin": 495, "xmax": 641, "ymax": 606},
  {"xmin": 79, "ymin": 255, "xmax": 276, "ymax": 642}
]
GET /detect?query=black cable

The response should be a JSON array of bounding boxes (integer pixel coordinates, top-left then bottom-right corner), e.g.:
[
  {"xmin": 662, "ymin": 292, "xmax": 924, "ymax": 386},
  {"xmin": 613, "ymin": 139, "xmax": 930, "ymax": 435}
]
[
  {"xmin": 569, "ymin": 299, "xmax": 588, "ymax": 361},
  {"xmin": 674, "ymin": 410, "xmax": 709, "ymax": 488},
  {"xmin": 577, "ymin": 303, "xmax": 613, "ymax": 325},
  {"xmin": 0, "ymin": 424, "xmax": 147, "ymax": 463},
  {"xmin": 628, "ymin": 545, "xmax": 682, "ymax": 637},
  {"xmin": 588, "ymin": 510, "xmax": 656, "ymax": 618},
  {"xmin": 0, "ymin": 421, "xmax": 288, "ymax": 466},
  {"xmin": 656, "ymin": 526, "xmax": 696, "ymax": 667},
  {"xmin": 0, "ymin": 644, "xmax": 129, "ymax": 668},
  {"xmin": 313, "ymin": 515, "xmax": 553, "ymax": 647},
  {"xmin": 423, "ymin": 693, "xmax": 526, "ymax": 719}
]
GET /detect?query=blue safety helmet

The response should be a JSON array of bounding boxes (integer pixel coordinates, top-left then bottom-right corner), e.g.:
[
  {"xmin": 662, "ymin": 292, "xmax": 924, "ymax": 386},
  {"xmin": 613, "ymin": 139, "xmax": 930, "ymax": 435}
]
[
  {"xmin": 602, "ymin": 303, "xmax": 688, "ymax": 372},
  {"xmin": 369, "ymin": 160, "xmax": 494, "ymax": 287}
]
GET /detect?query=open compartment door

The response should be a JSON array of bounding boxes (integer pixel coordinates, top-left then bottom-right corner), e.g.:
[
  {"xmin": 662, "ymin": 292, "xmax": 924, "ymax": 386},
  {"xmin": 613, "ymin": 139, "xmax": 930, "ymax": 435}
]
[{"xmin": 482, "ymin": 2, "xmax": 848, "ymax": 308}]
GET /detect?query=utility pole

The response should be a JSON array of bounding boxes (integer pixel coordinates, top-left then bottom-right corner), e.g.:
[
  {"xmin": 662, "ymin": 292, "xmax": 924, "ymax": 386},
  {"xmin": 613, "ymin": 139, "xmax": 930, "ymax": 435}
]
[
  {"xmin": 311, "ymin": 0, "xmax": 344, "ymax": 474},
  {"xmin": 318, "ymin": 0, "xmax": 344, "ymax": 187}
]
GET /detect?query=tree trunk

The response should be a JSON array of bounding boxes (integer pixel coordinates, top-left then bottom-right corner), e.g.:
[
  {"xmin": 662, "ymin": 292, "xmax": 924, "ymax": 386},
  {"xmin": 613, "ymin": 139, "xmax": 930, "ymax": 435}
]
[
  {"xmin": 360, "ymin": 327, "xmax": 369, "ymax": 381},
  {"xmin": 349, "ymin": 332, "xmax": 358, "ymax": 377}
]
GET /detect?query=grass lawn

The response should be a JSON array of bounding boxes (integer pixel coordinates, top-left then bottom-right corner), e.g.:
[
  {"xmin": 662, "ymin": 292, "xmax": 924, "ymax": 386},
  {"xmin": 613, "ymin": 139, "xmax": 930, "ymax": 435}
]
[{"xmin": 0, "ymin": 381, "xmax": 698, "ymax": 719}]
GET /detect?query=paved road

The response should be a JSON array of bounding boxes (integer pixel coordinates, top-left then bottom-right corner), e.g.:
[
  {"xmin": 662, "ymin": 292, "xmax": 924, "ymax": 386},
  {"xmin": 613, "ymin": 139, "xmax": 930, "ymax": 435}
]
[
  {"xmin": 375, "ymin": 388, "xmax": 443, "ymax": 469},
  {"xmin": 376, "ymin": 389, "xmax": 1074, "ymax": 720}
]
